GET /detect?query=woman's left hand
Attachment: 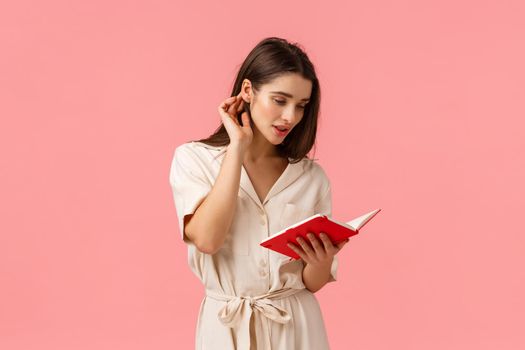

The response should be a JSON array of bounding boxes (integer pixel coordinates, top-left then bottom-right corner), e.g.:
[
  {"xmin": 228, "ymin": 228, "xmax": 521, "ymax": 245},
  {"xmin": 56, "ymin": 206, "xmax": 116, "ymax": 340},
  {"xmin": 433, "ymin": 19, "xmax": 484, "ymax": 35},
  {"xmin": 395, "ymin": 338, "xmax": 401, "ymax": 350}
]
[{"xmin": 287, "ymin": 232, "xmax": 349, "ymax": 267}]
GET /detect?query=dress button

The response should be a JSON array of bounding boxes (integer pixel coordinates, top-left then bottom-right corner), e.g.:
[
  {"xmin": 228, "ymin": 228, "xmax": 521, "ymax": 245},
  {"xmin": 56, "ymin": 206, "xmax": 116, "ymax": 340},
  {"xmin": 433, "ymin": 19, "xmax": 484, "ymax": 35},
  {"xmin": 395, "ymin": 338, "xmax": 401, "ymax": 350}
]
[{"xmin": 259, "ymin": 268, "xmax": 268, "ymax": 277}]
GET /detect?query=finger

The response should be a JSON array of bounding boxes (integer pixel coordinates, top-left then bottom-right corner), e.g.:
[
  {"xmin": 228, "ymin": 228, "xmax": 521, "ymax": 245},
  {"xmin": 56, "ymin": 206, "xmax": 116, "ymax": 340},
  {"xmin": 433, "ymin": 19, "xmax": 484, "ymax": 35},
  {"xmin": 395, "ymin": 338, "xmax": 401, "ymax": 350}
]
[
  {"xmin": 223, "ymin": 96, "xmax": 236, "ymax": 104},
  {"xmin": 233, "ymin": 98, "xmax": 243, "ymax": 114},
  {"xmin": 240, "ymin": 112, "xmax": 250, "ymax": 127},
  {"xmin": 219, "ymin": 97, "xmax": 236, "ymax": 111},
  {"xmin": 306, "ymin": 233, "xmax": 324, "ymax": 255},
  {"xmin": 219, "ymin": 97, "xmax": 239, "ymax": 116},
  {"xmin": 296, "ymin": 236, "xmax": 314, "ymax": 256},
  {"xmin": 222, "ymin": 95, "xmax": 237, "ymax": 104},
  {"xmin": 318, "ymin": 232, "xmax": 336, "ymax": 253},
  {"xmin": 236, "ymin": 99, "xmax": 244, "ymax": 112},
  {"xmin": 287, "ymin": 242, "xmax": 307, "ymax": 261},
  {"xmin": 227, "ymin": 97, "xmax": 241, "ymax": 115},
  {"xmin": 218, "ymin": 105, "xmax": 234, "ymax": 121},
  {"xmin": 226, "ymin": 101, "xmax": 235, "ymax": 115}
]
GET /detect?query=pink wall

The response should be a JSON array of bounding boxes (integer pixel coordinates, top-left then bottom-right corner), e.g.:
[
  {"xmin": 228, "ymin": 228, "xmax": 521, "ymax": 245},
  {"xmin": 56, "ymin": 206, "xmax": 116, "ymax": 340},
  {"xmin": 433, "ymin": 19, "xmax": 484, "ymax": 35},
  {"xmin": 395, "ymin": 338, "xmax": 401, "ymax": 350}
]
[{"xmin": 1, "ymin": 0, "xmax": 524, "ymax": 349}]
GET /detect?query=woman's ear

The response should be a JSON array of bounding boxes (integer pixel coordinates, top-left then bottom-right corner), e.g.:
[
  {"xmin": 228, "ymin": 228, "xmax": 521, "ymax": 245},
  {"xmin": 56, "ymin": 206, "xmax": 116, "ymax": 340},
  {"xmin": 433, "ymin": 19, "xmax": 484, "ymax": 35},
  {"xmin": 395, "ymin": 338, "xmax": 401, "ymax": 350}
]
[{"xmin": 241, "ymin": 79, "xmax": 252, "ymax": 103}]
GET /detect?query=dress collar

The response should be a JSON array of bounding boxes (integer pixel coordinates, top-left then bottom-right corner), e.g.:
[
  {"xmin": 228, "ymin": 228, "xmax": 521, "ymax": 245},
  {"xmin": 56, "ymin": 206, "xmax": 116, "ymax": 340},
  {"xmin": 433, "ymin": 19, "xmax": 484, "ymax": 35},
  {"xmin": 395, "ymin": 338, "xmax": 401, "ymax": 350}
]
[
  {"xmin": 239, "ymin": 158, "xmax": 305, "ymax": 207},
  {"xmin": 191, "ymin": 141, "xmax": 307, "ymax": 208}
]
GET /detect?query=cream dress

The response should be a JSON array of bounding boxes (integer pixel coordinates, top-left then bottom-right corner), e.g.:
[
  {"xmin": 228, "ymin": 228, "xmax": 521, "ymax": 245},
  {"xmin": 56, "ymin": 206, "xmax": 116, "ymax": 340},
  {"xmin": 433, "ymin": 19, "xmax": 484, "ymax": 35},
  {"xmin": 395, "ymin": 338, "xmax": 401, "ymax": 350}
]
[{"xmin": 169, "ymin": 141, "xmax": 338, "ymax": 350}]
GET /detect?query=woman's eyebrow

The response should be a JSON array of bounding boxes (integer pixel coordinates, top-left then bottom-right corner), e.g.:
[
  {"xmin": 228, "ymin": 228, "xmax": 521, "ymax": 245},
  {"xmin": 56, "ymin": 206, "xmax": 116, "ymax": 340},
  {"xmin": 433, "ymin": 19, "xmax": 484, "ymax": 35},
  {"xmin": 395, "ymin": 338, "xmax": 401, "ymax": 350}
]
[{"xmin": 269, "ymin": 91, "xmax": 310, "ymax": 101}]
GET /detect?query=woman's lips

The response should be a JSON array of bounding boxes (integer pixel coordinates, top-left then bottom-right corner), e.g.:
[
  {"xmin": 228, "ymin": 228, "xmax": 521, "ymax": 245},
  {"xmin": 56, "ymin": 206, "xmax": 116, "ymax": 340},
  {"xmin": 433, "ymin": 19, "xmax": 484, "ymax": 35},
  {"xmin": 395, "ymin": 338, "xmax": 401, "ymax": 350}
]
[{"xmin": 273, "ymin": 125, "xmax": 289, "ymax": 137}]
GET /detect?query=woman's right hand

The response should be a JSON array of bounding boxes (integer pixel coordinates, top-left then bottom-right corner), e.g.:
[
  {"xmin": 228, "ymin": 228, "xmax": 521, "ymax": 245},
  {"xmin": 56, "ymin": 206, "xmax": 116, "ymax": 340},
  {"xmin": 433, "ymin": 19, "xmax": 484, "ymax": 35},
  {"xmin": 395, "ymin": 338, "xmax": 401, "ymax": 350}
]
[{"xmin": 218, "ymin": 92, "xmax": 253, "ymax": 152}]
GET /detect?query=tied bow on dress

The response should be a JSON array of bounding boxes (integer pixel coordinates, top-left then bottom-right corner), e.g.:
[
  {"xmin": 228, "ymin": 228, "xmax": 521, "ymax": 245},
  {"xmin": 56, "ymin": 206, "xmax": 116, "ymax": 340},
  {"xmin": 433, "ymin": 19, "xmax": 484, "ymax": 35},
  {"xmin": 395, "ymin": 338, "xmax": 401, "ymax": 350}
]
[{"xmin": 205, "ymin": 287, "xmax": 303, "ymax": 350}]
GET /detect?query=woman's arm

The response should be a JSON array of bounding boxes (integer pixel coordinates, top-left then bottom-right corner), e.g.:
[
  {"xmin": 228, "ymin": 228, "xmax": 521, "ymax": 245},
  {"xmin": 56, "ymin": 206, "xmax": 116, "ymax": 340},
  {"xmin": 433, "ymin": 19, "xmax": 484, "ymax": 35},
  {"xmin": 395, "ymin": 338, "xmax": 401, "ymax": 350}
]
[
  {"xmin": 302, "ymin": 257, "xmax": 334, "ymax": 293},
  {"xmin": 184, "ymin": 143, "xmax": 244, "ymax": 254},
  {"xmin": 288, "ymin": 231, "xmax": 349, "ymax": 293}
]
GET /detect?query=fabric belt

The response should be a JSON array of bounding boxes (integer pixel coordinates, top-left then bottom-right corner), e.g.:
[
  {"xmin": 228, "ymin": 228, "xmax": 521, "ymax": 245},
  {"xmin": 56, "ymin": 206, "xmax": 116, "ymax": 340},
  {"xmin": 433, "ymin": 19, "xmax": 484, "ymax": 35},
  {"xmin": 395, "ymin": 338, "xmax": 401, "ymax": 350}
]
[{"xmin": 205, "ymin": 287, "xmax": 304, "ymax": 350}]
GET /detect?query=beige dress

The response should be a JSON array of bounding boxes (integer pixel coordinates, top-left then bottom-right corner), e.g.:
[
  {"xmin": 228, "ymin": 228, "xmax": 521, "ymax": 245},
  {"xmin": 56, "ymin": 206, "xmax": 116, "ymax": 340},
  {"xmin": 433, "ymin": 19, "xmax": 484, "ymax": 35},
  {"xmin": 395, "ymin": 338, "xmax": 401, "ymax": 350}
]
[{"xmin": 169, "ymin": 141, "xmax": 338, "ymax": 350}]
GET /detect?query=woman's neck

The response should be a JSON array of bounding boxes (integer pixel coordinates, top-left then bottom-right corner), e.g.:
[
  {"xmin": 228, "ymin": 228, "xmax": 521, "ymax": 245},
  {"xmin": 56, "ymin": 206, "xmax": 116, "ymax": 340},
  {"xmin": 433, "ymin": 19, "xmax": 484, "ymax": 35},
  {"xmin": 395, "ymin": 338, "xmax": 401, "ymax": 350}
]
[{"xmin": 243, "ymin": 133, "xmax": 281, "ymax": 163}]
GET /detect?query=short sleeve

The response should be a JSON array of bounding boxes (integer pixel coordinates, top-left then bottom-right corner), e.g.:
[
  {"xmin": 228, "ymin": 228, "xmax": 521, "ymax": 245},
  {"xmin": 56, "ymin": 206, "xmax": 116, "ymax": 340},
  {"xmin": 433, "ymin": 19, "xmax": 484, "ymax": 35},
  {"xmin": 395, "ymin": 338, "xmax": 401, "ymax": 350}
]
[
  {"xmin": 169, "ymin": 145, "xmax": 212, "ymax": 244},
  {"xmin": 314, "ymin": 183, "xmax": 338, "ymax": 283}
]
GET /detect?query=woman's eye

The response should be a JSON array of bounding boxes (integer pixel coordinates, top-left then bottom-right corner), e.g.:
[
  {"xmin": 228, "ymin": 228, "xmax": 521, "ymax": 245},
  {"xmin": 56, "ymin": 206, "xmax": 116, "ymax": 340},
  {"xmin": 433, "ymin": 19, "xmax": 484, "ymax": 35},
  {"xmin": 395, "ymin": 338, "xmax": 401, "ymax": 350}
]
[{"xmin": 273, "ymin": 98, "xmax": 306, "ymax": 109}]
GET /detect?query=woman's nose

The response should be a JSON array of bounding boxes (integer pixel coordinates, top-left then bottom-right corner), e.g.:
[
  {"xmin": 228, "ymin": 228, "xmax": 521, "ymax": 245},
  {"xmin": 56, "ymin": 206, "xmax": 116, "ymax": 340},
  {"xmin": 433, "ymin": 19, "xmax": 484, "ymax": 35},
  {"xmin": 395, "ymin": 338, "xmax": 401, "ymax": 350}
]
[{"xmin": 283, "ymin": 107, "xmax": 300, "ymax": 124}]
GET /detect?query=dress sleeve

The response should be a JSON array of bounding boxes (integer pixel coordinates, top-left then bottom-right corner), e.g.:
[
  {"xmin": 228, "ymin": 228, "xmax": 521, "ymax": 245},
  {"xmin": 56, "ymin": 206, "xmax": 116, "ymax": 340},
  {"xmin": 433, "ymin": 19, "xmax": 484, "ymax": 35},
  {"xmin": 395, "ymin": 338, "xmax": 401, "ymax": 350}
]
[
  {"xmin": 314, "ymin": 183, "xmax": 338, "ymax": 283},
  {"xmin": 169, "ymin": 145, "xmax": 213, "ymax": 244}
]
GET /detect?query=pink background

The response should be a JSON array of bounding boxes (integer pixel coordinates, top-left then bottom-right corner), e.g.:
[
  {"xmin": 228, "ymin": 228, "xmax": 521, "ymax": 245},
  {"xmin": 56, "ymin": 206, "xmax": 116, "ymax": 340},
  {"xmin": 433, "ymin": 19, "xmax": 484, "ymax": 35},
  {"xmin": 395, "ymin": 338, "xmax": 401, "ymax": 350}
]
[{"xmin": 1, "ymin": 0, "xmax": 524, "ymax": 349}]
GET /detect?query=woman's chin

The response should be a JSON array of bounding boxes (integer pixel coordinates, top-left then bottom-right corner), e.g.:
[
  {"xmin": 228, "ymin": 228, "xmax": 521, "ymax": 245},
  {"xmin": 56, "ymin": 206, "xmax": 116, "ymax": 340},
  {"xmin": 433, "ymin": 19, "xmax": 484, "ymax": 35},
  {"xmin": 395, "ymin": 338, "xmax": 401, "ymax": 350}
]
[{"xmin": 268, "ymin": 135, "xmax": 285, "ymax": 145}]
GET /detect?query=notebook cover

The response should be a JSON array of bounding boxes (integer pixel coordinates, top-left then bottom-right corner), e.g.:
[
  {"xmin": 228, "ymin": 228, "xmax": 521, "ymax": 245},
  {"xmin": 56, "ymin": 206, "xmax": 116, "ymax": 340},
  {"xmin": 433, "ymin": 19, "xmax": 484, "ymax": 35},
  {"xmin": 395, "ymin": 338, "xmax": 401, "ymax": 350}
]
[{"xmin": 260, "ymin": 214, "xmax": 359, "ymax": 260}]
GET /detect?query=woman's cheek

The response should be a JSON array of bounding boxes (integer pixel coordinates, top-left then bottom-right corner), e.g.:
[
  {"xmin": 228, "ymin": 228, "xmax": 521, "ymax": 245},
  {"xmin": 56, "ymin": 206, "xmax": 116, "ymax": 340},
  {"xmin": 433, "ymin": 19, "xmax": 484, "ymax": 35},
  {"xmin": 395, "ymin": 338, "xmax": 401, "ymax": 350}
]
[{"xmin": 265, "ymin": 100, "xmax": 281, "ymax": 114}]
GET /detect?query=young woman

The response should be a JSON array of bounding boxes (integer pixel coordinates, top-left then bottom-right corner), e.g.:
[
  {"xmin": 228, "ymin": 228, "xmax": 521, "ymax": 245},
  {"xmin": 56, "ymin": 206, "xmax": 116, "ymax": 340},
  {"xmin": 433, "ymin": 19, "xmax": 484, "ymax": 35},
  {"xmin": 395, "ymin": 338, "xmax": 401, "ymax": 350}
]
[{"xmin": 170, "ymin": 37, "xmax": 349, "ymax": 350}]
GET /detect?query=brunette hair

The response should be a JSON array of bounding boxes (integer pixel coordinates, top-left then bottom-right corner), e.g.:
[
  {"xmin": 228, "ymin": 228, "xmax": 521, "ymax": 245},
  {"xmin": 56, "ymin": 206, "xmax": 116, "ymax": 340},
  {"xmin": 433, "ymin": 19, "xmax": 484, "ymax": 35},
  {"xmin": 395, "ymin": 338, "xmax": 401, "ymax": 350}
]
[{"xmin": 193, "ymin": 37, "xmax": 321, "ymax": 163}]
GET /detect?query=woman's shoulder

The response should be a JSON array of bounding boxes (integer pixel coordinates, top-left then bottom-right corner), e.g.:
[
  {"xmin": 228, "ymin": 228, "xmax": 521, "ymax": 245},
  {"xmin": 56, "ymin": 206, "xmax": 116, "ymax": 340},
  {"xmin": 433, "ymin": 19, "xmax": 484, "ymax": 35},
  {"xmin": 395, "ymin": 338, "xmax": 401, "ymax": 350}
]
[
  {"xmin": 302, "ymin": 155, "xmax": 328, "ymax": 173},
  {"xmin": 173, "ymin": 141, "xmax": 227, "ymax": 166},
  {"xmin": 176, "ymin": 140, "xmax": 226, "ymax": 152},
  {"xmin": 301, "ymin": 156, "xmax": 330, "ymax": 185}
]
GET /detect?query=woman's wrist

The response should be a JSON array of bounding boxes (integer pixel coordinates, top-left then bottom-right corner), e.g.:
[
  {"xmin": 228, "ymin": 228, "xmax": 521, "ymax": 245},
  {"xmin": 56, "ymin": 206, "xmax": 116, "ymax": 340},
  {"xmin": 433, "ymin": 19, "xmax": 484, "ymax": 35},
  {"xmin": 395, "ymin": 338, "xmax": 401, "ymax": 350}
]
[{"xmin": 227, "ymin": 142, "xmax": 246, "ymax": 157}]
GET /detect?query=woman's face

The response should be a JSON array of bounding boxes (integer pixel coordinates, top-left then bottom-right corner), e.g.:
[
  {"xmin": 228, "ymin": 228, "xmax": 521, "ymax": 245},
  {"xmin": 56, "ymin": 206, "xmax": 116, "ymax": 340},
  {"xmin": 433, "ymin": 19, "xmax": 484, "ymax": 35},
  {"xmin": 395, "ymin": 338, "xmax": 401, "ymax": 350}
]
[{"xmin": 241, "ymin": 73, "xmax": 312, "ymax": 145}]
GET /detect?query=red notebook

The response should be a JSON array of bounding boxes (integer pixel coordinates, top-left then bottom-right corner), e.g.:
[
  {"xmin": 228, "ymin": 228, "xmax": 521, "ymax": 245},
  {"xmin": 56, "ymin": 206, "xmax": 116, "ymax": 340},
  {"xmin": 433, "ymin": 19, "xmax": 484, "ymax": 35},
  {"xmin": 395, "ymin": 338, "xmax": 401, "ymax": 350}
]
[{"xmin": 260, "ymin": 208, "xmax": 381, "ymax": 259}]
